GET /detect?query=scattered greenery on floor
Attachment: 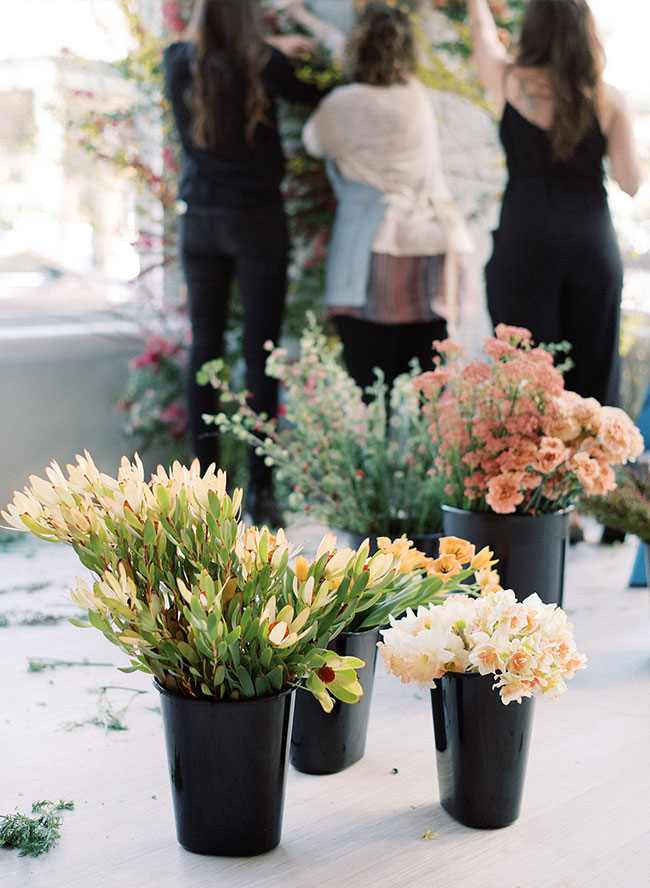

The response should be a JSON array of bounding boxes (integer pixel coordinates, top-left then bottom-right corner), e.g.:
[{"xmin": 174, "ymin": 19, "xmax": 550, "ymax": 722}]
[
  {"xmin": 20, "ymin": 613, "xmax": 68, "ymax": 627},
  {"xmin": 27, "ymin": 658, "xmax": 113, "ymax": 673},
  {"xmin": 65, "ymin": 686, "xmax": 149, "ymax": 732},
  {"xmin": 0, "ymin": 800, "xmax": 74, "ymax": 858},
  {"xmin": 11, "ymin": 581, "xmax": 51, "ymax": 595},
  {"xmin": 0, "ymin": 531, "xmax": 22, "ymax": 550}
]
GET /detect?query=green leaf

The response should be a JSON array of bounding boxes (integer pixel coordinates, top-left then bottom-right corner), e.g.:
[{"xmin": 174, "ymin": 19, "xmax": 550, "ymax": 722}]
[
  {"xmin": 205, "ymin": 510, "xmax": 221, "ymax": 540},
  {"xmin": 243, "ymin": 617, "xmax": 260, "ymax": 645},
  {"xmin": 189, "ymin": 596, "xmax": 205, "ymax": 622},
  {"xmin": 87, "ymin": 610, "xmax": 108, "ymax": 633},
  {"xmin": 207, "ymin": 612, "xmax": 220, "ymax": 641},
  {"xmin": 330, "ymin": 684, "xmax": 360, "ymax": 704},
  {"xmin": 225, "ymin": 626, "xmax": 241, "ymax": 646},
  {"xmin": 267, "ymin": 665, "xmax": 284, "ymax": 691},
  {"xmin": 177, "ymin": 641, "xmax": 199, "ymax": 665},
  {"xmin": 156, "ymin": 485, "xmax": 169, "ymax": 512},
  {"xmin": 193, "ymin": 634, "xmax": 215, "ymax": 659},
  {"xmin": 254, "ymin": 674, "xmax": 272, "ymax": 696},
  {"xmin": 236, "ymin": 665, "xmax": 255, "ymax": 698},
  {"xmin": 143, "ymin": 519, "xmax": 156, "ymax": 547}
]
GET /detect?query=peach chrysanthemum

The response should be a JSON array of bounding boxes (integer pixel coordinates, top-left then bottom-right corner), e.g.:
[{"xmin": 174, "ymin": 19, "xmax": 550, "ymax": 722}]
[
  {"xmin": 597, "ymin": 407, "xmax": 644, "ymax": 463},
  {"xmin": 485, "ymin": 472, "xmax": 525, "ymax": 514},
  {"xmin": 534, "ymin": 436, "xmax": 570, "ymax": 474}
]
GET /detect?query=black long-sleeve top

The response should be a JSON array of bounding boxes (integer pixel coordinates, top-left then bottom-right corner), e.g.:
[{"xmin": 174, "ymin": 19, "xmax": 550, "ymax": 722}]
[{"xmin": 163, "ymin": 41, "xmax": 328, "ymax": 209}]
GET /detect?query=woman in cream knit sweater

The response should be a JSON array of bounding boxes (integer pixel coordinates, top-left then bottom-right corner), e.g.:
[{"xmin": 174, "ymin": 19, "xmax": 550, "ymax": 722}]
[{"xmin": 302, "ymin": 2, "xmax": 472, "ymax": 391}]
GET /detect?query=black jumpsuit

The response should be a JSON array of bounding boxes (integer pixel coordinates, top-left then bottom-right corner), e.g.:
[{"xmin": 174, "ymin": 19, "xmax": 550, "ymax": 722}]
[{"xmin": 485, "ymin": 101, "xmax": 623, "ymax": 406}]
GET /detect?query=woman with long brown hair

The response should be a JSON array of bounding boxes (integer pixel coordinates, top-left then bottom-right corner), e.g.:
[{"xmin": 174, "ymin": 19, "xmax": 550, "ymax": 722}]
[
  {"xmin": 302, "ymin": 2, "xmax": 472, "ymax": 392},
  {"xmin": 467, "ymin": 0, "xmax": 641, "ymax": 408},
  {"xmin": 164, "ymin": 0, "xmax": 326, "ymax": 526}
]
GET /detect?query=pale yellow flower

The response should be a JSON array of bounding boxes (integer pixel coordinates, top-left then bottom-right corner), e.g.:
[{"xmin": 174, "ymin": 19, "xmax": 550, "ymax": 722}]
[
  {"xmin": 470, "ymin": 546, "xmax": 496, "ymax": 571},
  {"xmin": 322, "ymin": 547, "xmax": 356, "ymax": 580},
  {"xmin": 438, "ymin": 536, "xmax": 476, "ymax": 565},
  {"xmin": 70, "ymin": 577, "xmax": 105, "ymax": 613},
  {"xmin": 475, "ymin": 567, "xmax": 501, "ymax": 589},
  {"xmin": 377, "ymin": 535, "xmax": 431, "ymax": 572},
  {"xmin": 294, "ymin": 555, "xmax": 309, "ymax": 583},
  {"xmin": 427, "ymin": 554, "xmax": 463, "ymax": 580},
  {"xmin": 315, "ymin": 531, "xmax": 338, "ymax": 560}
]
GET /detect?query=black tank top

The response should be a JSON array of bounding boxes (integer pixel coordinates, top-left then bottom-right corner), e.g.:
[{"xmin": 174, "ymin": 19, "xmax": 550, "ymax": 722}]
[{"xmin": 500, "ymin": 101, "xmax": 607, "ymax": 197}]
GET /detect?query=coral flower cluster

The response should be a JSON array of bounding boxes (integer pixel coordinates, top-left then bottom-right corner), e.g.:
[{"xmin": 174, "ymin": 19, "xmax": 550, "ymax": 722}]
[
  {"xmin": 378, "ymin": 588, "xmax": 587, "ymax": 704},
  {"xmin": 414, "ymin": 325, "xmax": 644, "ymax": 514}
]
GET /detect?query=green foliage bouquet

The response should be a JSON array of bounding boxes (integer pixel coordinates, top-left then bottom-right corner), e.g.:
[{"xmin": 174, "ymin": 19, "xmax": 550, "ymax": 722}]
[
  {"xmin": 579, "ymin": 462, "xmax": 650, "ymax": 544},
  {"xmin": 2, "ymin": 453, "xmax": 441, "ymax": 712},
  {"xmin": 199, "ymin": 315, "xmax": 444, "ymax": 537}
]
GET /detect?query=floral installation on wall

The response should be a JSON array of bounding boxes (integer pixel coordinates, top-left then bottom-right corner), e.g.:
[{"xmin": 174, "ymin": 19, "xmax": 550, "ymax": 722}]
[{"xmin": 115, "ymin": 321, "xmax": 189, "ymax": 462}]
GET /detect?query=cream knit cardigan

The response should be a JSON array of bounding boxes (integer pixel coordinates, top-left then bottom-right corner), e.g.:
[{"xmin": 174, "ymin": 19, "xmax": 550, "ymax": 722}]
[{"xmin": 302, "ymin": 77, "xmax": 472, "ymax": 258}]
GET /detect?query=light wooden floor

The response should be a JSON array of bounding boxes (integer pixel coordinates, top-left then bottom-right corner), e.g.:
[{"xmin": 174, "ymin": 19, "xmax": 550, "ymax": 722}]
[{"xmin": 2, "ymin": 521, "xmax": 649, "ymax": 888}]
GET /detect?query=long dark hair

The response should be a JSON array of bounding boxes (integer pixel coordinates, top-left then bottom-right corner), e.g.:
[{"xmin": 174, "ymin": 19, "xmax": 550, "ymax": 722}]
[
  {"xmin": 185, "ymin": 0, "xmax": 270, "ymax": 148},
  {"xmin": 345, "ymin": 2, "xmax": 417, "ymax": 86},
  {"xmin": 515, "ymin": 0, "xmax": 605, "ymax": 161}
]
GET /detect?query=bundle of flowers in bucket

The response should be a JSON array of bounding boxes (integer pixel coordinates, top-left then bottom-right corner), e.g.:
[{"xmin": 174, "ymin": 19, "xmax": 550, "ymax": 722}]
[
  {"xmin": 579, "ymin": 461, "xmax": 650, "ymax": 587},
  {"xmin": 288, "ymin": 533, "xmax": 499, "ymax": 774},
  {"xmin": 414, "ymin": 324, "xmax": 644, "ymax": 605},
  {"xmin": 2, "ymin": 453, "xmax": 432, "ymax": 856},
  {"xmin": 198, "ymin": 314, "xmax": 445, "ymax": 542},
  {"xmin": 379, "ymin": 555, "xmax": 587, "ymax": 828}
]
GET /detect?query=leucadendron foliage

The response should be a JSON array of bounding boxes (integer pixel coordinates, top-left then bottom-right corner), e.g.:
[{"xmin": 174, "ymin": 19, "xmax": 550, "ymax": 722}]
[{"xmin": 2, "ymin": 454, "xmax": 444, "ymax": 711}]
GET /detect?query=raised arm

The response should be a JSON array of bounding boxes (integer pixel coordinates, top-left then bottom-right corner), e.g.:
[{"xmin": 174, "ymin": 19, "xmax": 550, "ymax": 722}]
[
  {"xmin": 467, "ymin": 0, "xmax": 511, "ymax": 108},
  {"xmin": 278, "ymin": 1, "xmax": 346, "ymax": 59},
  {"xmin": 603, "ymin": 85, "xmax": 643, "ymax": 197}
]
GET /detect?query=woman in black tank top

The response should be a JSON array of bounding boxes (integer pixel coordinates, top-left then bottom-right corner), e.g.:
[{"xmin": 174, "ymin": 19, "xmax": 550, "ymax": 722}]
[{"xmin": 467, "ymin": 0, "xmax": 641, "ymax": 407}]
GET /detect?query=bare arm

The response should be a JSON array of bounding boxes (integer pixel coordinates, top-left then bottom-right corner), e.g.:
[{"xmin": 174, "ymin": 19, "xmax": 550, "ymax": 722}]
[
  {"xmin": 266, "ymin": 33, "xmax": 316, "ymax": 58},
  {"xmin": 467, "ymin": 0, "xmax": 511, "ymax": 108},
  {"xmin": 279, "ymin": 1, "xmax": 345, "ymax": 59},
  {"xmin": 603, "ymin": 85, "xmax": 643, "ymax": 197}
]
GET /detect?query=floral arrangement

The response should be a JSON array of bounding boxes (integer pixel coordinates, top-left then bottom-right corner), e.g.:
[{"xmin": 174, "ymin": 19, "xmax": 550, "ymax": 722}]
[
  {"xmin": 414, "ymin": 324, "xmax": 644, "ymax": 514},
  {"xmin": 579, "ymin": 461, "xmax": 650, "ymax": 544},
  {"xmin": 1, "ymin": 453, "xmax": 484, "ymax": 711},
  {"xmin": 379, "ymin": 587, "xmax": 587, "ymax": 704},
  {"xmin": 198, "ymin": 315, "xmax": 445, "ymax": 536}
]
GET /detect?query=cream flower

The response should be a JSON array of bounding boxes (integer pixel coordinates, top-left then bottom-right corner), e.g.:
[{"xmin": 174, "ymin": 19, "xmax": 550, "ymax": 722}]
[{"xmin": 380, "ymin": 589, "xmax": 586, "ymax": 704}]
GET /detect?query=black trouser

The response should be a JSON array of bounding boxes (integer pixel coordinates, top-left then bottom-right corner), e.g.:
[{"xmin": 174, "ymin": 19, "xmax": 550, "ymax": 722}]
[
  {"xmin": 332, "ymin": 315, "xmax": 448, "ymax": 393},
  {"xmin": 179, "ymin": 201, "xmax": 289, "ymax": 483}
]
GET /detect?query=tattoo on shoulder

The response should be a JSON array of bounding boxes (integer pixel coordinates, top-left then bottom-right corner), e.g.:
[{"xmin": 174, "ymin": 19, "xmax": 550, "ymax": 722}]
[{"xmin": 516, "ymin": 80, "xmax": 539, "ymax": 116}]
